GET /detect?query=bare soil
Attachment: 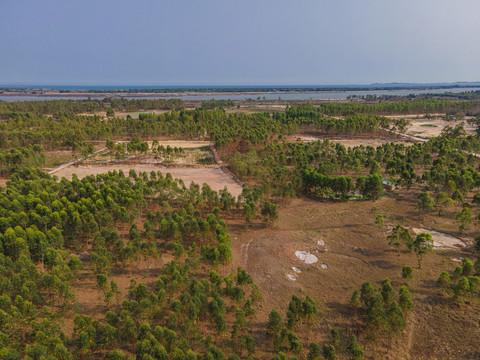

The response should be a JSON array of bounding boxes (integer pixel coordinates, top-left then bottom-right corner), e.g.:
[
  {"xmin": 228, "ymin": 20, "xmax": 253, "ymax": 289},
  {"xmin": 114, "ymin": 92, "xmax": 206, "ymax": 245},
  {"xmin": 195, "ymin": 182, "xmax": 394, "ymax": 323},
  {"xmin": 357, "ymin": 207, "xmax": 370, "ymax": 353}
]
[
  {"xmin": 294, "ymin": 135, "xmax": 415, "ymax": 148},
  {"xmin": 53, "ymin": 162, "xmax": 243, "ymax": 197},
  {"xmin": 228, "ymin": 190, "xmax": 479, "ymax": 359},
  {"xmin": 386, "ymin": 114, "xmax": 477, "ymax": 138}
]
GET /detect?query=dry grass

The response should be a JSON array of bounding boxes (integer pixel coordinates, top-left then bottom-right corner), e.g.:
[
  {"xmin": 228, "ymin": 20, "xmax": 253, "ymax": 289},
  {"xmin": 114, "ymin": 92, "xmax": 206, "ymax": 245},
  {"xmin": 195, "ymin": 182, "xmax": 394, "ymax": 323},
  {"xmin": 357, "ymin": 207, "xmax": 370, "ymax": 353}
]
[{"xmin": 227, "ymin": 188, "xmax": 480, "ymax": 359}]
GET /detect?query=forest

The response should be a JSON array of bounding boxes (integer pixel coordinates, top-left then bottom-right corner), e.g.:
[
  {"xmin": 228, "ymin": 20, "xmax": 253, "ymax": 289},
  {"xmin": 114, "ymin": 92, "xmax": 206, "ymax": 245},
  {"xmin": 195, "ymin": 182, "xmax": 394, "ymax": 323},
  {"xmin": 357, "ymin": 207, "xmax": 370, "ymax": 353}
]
[{"xmin": 1, "ymin": 96, "xmax": 480, "ymax": 359}]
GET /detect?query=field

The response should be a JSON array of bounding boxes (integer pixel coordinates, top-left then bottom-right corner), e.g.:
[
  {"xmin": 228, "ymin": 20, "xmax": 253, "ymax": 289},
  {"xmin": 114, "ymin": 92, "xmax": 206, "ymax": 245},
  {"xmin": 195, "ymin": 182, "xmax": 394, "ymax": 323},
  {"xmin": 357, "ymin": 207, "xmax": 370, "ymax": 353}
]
[
  {"xmin": 53, "ymin": 160, "xmax": 243, "ymax": 197},
  {"xmin": 229, "ymin": 192, "xmax": 479, "ymax": 359}
]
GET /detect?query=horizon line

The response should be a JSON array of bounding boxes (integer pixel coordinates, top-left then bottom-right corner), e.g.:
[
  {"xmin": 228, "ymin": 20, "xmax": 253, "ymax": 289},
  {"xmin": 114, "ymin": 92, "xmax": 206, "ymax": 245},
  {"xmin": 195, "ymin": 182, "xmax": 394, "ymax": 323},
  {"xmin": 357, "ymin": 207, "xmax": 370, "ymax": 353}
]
[{"xmin": 2, "ymin": 81, "xmax": 480, "ymax": 90}]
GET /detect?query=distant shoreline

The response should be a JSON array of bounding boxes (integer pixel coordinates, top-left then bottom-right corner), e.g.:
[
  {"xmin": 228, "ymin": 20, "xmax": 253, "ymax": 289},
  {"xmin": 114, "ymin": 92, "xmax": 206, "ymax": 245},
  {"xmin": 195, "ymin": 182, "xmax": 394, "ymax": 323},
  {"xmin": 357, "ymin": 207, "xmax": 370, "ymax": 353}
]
[
  {"xmin": 2, "ymin": 83, "xmax": 480, "ymax": 96},
  {"xmin": 1, "ymin": 85, "xmax": 480, "ymax": 102}
]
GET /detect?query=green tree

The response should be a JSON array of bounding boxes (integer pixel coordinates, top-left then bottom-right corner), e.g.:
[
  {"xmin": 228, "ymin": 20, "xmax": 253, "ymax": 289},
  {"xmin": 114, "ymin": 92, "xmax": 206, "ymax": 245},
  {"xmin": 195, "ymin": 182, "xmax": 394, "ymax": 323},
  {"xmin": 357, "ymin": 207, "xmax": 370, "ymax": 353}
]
[
  {"xmin": 401, "ymin": 266, "xmax": 413, "ymax": 280},
  {"xmin": 456, "ymin": 207, "xmax": 472, "ymax": 232},
  {"xmin": 374, "ymin": 214, "xmax": 384, "ymax": 229},
  {"xmin": 387, "ymin": 224, "xmax": 413, "ymax": 254},
  {"xmin": 347, "ymin": 335, "xmax": 364, "ymax": 360},
  {"xmin": 261, "ymin": 201, "xmax": 279, "ymax": 227},
  {"xmin": 398, "ymin": 286, "xmax": 413, "ymax": 312},
  {"xmin": 267, "ymin": 310, "xmax": 283, "ymax": 335},
  {"xmin": 417, "ymin": 191, "xmax": 435, "ymax": 213},
  {"xmin": 412, "ymin": 233, "xmax": 434, "ymax": 268},
  {"xmin": 322, "ymin": 344, "xmax": 337, "ymax": 360},
  {"xmin": 437, "ymin": 271, "xmax": 451, "ymax": 288}
]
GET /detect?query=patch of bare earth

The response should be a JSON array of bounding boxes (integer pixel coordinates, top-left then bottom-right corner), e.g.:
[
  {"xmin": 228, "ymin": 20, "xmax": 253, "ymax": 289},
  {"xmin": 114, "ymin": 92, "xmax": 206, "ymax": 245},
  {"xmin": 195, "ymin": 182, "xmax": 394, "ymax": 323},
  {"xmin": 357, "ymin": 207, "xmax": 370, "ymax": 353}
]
[
  {"xmin": 53, "ymin": 161, "xmax": 243, "ymax": 197},
  {"xmin": 228, "ymin": 192, "xmax": 479, "ymax": 359}
]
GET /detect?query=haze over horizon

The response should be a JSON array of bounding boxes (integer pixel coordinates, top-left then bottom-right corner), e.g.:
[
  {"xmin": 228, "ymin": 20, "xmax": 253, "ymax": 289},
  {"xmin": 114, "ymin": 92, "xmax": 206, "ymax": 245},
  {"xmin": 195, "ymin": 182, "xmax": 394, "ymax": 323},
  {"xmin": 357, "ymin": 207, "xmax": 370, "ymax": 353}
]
[{"xmin": 2, "ymin": 0, "xmax": 480, "ymax": 86}]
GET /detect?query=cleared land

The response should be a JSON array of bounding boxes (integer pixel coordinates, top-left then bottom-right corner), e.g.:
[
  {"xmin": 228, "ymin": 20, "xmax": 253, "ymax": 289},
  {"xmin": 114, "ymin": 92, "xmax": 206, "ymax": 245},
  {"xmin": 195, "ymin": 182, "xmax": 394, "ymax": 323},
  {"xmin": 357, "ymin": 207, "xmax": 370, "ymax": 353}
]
[
  {"xmin": 294, "ymin": 135, "xmax": 415, "ymax": 148},
  {"xmin": 386, "ymin": 114, "xmax": 477, "ymax": 138},
  {"xmin": 228, "ymin": 193, "xmax": 479, "ymax": 359},
  {"xmin": 54, "ymin": 162, "xmax": 243, "ymax": 197},
  {"xmin": 48, "ymin": 140, "xmax": 242, "ymax": 195}
]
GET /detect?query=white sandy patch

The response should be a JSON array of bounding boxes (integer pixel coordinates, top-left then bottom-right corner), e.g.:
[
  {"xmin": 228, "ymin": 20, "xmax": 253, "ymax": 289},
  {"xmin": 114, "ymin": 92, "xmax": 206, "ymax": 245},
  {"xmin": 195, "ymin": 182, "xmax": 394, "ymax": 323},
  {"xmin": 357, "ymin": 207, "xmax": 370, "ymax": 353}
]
[
  {"xmin": 412, "ymin": 228, "xmax": 466, "ymax": 249},
  {"xmin": 321, "ymin": 263, "xmax": 328, "ymax": 269},
  {"xmin": 287, "ymin": 274, "xmax": 297, "ymax": 281},
  {"xmin": 404, "ymin": 119, "xmax": 476, "ymax": 139},
  {"xmin": 295, "ymin": 251, "xmax": 319, "ymax": 264},
  {"xmin": 292, "ymin": 267, "xmax": 301, "ymax": 273}
]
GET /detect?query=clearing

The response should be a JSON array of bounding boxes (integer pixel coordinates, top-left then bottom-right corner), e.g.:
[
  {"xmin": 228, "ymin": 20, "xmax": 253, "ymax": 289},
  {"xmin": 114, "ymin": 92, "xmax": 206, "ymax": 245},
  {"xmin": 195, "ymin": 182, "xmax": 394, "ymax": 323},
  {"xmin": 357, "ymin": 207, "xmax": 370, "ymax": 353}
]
[
  {"xmin": 53, "ymin": 161, "xmax": 243, "ymax": 197},
  {"xmin": 229, "ymin": 191, "xmax": 479, "ymax": 359}
]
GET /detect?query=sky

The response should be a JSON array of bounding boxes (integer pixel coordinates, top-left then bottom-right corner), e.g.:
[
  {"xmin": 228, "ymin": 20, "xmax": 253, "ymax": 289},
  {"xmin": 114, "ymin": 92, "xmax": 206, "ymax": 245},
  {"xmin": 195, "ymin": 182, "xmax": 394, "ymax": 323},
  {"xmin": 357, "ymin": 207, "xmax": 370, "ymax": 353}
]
[{"xmin": 1, "ymin": 0, "xmax": 480, "ymax": 86}]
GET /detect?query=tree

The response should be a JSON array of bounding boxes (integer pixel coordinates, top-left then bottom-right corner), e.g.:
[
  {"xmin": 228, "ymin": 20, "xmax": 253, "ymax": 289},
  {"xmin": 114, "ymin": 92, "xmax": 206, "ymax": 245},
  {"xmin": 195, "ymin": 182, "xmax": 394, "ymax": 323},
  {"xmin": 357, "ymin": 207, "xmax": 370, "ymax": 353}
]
[
  {"xmin": 398, "ymin": 286, "xmax": 413, "ymax": 312},
  {"xmin": 307, "ymin": 343, "xmax": 321, "ymax": 360},
  {"xmin": 451, "ymin": 189, "xmax": 464, "ymax": 208},
  {"xmin": 401, "ymin": 266, "xmax": 413, "ymax": 280},
  {"xmin": 412, "ymin": 233, "xmax": 433, "ymax": 268},
  {"xmin": 437, "ymin": 271, "xmax": 451, "ymax": 288},
  {"xmin": 261, "ymin": 201, "xmax": 279, "ymax": 227},
  {"xmin": 329, "ymin": 328, "xmax": 340, "ymax": 348},
  {"xmin": 453, "ymin": 276, "xmax": 470, "ymax": 300},
  {"xmin": 360, "ymin": 282, "xmax": 376, "ymax": 308},
  {"xmin": 387, "ymin": 224, "xmax": 413, "ymax": 254},
  {"xmin": 381, "ymin": 278, "xmax": 395, "ymax": 306},
  {"xmin": 366, "ymin": 294, "xmax": 386, "ymax": 336},
  {"xmin": 242, "ymin": 204, "xmax": 255, "ymax": 227},
  {"xmin": 322, "ymin": 344, "xmax": 337, "ymax": 360},
  {"xmin": 350, "ymin": 290, "xmax": 361, "ymax": 309},
  {"xmin": 267, "ymin": 310, "xmax": 283, "ymax": 335},
  {"xmin": 347, "ymin": 335, "xmax": 364, "ymax": 360},
  {"xmin": 359, "ymin": 174, "xmax": 383, "ymax": 200},
  {"xmin": 417, "ymin": 191, "xmax": 435, "ymax": 213},
  {"xmin": 374, "ymin": 214, "xmax": 384, "ymax": 229},
  {"xmin": 386, "ymin": 302, "xmax": 406, "ymax": 336},
  {"xmin": 242, "ymin": 335, "xmax": 255, "ymax": 356},
  {"xmin": 462, "ymin": 258, "xmax": 474, "ymax": 276},
  {"xmin": 456, "ymin": 207, "xmax": 472, "ymax": 232},
  {"xmin": 474, "ymin": 236, "xmax": 480, "ymax": 251}
]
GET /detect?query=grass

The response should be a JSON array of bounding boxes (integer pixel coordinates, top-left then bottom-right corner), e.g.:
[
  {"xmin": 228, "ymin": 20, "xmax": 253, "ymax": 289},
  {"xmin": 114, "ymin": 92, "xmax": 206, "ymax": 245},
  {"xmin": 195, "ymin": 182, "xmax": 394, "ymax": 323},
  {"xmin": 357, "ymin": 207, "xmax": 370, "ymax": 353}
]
[{"xmin": 43, "ymin": 152, "xmax": 77, "ymax": 167}]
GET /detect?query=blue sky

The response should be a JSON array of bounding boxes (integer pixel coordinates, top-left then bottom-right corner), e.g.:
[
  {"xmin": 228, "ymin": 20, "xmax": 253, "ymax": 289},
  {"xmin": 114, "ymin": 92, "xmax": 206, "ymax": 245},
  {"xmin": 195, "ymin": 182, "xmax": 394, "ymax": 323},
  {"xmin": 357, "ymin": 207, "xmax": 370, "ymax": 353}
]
[{"xmin": 1, "ymin": 0, "xmax": 480, "ymax": 86}]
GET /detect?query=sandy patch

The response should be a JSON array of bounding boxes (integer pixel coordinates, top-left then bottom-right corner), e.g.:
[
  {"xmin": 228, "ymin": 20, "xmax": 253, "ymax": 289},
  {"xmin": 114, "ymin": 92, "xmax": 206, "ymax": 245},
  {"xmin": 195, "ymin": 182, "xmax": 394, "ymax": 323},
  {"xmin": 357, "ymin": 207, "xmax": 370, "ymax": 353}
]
[
  {"xmin": 150, "ymin": 140, "xmax": 212, "ymax": 149},
  {"xmin": 54, "ymin": 163, "xmax": 243, "ymax": 197},
  {"xmin": 412, "ymin": 228, "xmax": 466, "ymax": 249},
  {"xmin": 113, "ymin": 140, "xmax": 212, "ymax": 149},
  {"xmin": 295, "ymin": 251, "xmax": 319, "ymax": 264},
  {"xmin": 287, "ymin": 274, "xmax": 297, "ymax": 281},
  {"xmin": 292, "ymin": 267, "xmax": 301, "ymax": 273},
  {"xmin": 405, "ymin": 119, "xmax": 476, "ymax": 138},
  {"xmin": 296, "ymin": 135, "xmax": 414, "ymax": 148}
]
